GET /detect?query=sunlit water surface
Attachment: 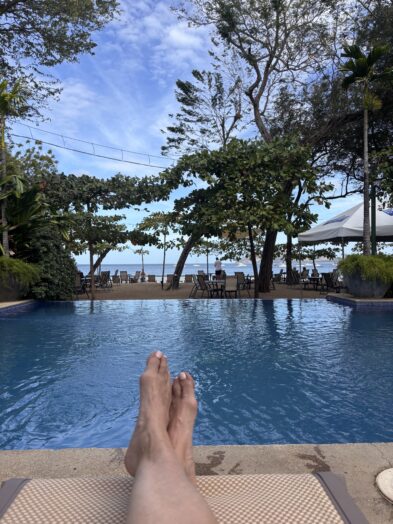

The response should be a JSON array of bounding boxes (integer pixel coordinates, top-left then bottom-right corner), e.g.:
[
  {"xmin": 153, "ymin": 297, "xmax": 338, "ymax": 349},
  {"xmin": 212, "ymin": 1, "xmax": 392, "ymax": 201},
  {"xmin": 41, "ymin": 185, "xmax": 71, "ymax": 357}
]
[{"xmin": 1, "ymin": 300, "xmax": 392, "ymax": 449}]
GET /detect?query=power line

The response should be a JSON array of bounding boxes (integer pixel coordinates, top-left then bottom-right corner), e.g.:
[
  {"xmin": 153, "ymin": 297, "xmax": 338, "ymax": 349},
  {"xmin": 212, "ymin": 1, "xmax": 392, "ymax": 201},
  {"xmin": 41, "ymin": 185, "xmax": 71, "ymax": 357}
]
[
  {"xmin": 16, "ymin": 123, "xmax": 178, "ymax": 162},
  {"xmin": 11, "ymin": 133, "xmax": 172, "ymax": 169}
]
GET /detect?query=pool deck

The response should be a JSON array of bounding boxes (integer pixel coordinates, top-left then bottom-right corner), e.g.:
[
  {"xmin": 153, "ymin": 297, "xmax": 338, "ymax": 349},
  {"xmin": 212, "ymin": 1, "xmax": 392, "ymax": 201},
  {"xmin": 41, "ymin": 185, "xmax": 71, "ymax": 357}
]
[{"xmin": 1, "ymin": 443, "xmax": 392, "ymax": 523}]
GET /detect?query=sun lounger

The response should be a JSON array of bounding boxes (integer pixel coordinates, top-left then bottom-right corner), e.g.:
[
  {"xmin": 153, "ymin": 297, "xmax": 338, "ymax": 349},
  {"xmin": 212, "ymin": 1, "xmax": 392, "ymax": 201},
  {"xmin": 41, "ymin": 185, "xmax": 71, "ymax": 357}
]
[
  {"xmin": 0, "ymin": 473, "xmax": 368, "ymax": 523},
  {"xmin": 147, "ymin": 275, "xmax": 156, "ymax": 282}
]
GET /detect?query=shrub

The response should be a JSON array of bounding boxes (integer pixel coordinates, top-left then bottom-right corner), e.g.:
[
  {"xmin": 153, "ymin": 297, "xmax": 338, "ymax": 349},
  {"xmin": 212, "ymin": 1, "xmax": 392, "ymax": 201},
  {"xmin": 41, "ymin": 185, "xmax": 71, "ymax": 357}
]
[
  {"xmin": 0, "ymin": 257, "xmax": 40, "ymax": 289},
  {"xmin": 338, "ymin": 254, "xmax": 393, "ymax": 284},
  {"xmin": 27, "ymin": 224, "xmax": 77, "ymax": 300}
]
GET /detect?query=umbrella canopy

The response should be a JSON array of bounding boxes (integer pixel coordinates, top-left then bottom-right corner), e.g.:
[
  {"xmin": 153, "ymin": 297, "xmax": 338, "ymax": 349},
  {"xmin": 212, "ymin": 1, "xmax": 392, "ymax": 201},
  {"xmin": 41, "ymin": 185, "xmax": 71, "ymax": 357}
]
[{"xmin": 298, "ymin": 201, "xmax": 393, "ymax": 242}]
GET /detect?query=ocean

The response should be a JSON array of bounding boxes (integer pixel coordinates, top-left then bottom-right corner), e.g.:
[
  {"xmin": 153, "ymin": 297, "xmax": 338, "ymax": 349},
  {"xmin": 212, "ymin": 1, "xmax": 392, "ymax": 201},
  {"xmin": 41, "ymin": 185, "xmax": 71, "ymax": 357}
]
[{"xmin": 77, "ymin": 261, "xmax": 337, "ymax": 281}]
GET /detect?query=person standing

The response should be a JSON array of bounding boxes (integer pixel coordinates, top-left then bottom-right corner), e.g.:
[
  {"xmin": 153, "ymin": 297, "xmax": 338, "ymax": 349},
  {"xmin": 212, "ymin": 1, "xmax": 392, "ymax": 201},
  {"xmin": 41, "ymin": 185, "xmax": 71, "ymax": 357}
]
[{"xmin": 214, "ymin": 258, "xmax": 222, "ymax": 279}]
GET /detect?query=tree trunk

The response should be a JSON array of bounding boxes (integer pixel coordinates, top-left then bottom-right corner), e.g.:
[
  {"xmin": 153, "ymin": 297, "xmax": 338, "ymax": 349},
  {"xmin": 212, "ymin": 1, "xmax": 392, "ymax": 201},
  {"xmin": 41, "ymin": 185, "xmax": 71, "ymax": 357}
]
[
  {"xmin": 285, "ymin": 234, "xmax": 293, "ymax": 284},
  {"xmin": 171, "ymin": 231, "xmax": 202, "ymax": 289},
  {"xmin": 89, "ymin": 242, "xmax": 95, "ymax": 300},
  {"xmin": 248, "ymin": 223, "xmax": 259, "ymax": 298},
  {"xmin": 0, "ymin": 116, "xmax": 9, "ymax": 257},
  {"xmin": 363, "ymin": 107, "xmax": 371, "ymax": 256},
  {"xmin": 258, "ymin": 230, "xmax": 277, "ymax": 292},
  {"xmin": 93, "ymin": 249, "xmax": 110, "ymax": 273}
]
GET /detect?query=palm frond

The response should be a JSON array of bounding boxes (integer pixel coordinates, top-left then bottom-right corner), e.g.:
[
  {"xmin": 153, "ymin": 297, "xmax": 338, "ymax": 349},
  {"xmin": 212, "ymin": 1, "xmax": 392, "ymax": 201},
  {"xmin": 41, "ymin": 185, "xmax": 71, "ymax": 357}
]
[{"xmin": 341, "ymin": 45, "xmax": 364, "ymax": 60}]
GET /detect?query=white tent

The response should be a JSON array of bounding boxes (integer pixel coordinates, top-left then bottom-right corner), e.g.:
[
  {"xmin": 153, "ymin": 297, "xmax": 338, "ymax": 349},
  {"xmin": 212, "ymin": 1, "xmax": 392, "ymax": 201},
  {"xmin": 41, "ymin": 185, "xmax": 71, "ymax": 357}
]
[{"xmin": 298, "ymin": 201, "xmax": 393, "ymax": 242}]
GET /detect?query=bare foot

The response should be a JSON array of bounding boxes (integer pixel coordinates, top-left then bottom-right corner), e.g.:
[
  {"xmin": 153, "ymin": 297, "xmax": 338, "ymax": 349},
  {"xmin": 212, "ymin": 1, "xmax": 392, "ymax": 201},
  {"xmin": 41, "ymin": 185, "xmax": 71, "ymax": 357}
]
[
  {"xmin": 125, "ymin": 351, "xmax": 172, "ymax": 476},
  {"xmin": 168, "ymin": 372, "xmax": 198, "ymax": 484}
]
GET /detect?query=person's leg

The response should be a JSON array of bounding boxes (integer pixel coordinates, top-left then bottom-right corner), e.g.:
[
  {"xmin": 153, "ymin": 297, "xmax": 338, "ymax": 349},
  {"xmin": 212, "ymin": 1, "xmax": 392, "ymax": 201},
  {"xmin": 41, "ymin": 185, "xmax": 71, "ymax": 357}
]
[{"xmin": 125, "ymin": 352, "xmax": 217, "ymax": 524}]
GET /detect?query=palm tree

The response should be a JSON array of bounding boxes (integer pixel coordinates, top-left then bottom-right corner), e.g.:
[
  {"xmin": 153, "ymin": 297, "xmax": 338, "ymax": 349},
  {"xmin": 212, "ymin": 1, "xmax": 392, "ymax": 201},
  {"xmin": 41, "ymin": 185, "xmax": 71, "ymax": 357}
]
[
  {"xmin": 0, "ymin": 80, "xmax": 27, "ymax": 256},
  {"xmin": 341, "ymin": 45, "xmax": 393, "ymax": 255},
  {"xmin": 133, "ymin": 248, "xmax": 149, "ymax": 281}
]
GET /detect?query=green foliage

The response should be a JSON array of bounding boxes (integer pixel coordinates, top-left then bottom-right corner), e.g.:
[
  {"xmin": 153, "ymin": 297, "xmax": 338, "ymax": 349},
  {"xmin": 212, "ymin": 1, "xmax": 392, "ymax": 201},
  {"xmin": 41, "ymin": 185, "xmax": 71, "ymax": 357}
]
[
  {"xmin": 0, "ymin": 0, "xmax": 119, "ymax": 111},
  {"xmin": 0, "ymin": 256, "xmax": 40, "ymax": 289},
  {"xmin": 339, "ymin": 254, "xmax": 393, "ymax": 284},
  {"xmin": 27, "ymin": 224, "xmax": 77, "ymax": 300},
  {"xmin": 162, "ymin": 68, "xmax": 245, "ymax": 154}
]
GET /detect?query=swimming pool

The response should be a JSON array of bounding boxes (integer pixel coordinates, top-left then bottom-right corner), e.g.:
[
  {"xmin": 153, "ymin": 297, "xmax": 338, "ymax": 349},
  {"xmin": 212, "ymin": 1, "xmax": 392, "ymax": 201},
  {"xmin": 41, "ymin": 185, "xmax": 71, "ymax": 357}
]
[{"xmin": 1, "ymin": 300, "xmax": 392, "ymax": 450}]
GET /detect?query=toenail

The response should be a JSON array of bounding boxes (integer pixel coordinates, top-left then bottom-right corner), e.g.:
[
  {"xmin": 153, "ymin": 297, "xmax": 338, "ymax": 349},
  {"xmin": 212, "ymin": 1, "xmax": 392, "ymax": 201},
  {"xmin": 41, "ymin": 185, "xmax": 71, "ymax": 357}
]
[
  {"xmin": 155, "ymin": 351, "xmax": 163, "ymax": 358},
  {"xmin": 179, "ymin": 372, "xmax": 187, "ymax": 380}
]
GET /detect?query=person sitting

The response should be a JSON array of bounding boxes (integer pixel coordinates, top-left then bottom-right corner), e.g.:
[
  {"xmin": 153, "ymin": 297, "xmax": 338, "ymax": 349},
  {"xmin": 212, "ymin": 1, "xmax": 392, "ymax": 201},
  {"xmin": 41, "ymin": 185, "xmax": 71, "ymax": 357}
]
[
  {"xmin": 124, "ymin": 351, "xmax": 218, "ymax": 524},
  {"xmin": 311, "ymin": 268, "xmax": 319, "ymax": 278},
  {"xmin": 300, "ymin": 267, "xmax": 309, "ymax": 280}
]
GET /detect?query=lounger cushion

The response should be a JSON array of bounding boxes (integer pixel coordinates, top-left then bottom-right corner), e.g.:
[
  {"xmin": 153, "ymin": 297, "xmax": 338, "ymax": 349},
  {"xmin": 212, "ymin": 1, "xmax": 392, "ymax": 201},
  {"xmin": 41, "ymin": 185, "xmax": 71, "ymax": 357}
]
[{"xmin": 0, "ymin": 473, "xmax": 368, "ymax": 523}]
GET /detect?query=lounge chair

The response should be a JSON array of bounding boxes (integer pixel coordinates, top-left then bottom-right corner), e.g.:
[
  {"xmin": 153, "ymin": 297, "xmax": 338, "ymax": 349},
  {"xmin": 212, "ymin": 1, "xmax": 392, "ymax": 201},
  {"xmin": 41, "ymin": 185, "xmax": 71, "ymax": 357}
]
[
  {"xmin": 129, "ymin": 271, "xmax": 141, "ymax": 283},
  {"xmin": 147, "ymin": 275, "xmax": 156, "ymax": 283},
  {"xmin": 120, "ymin": 271, "xmax": 129, "ymax": 284},
  {"xmin": 112, "ymin": 270, "xmax": 120, "ymax": 285},
  {"xmin": 184, "ymin": 274, "xmax": 193, "ymax": 283},
  {"xmin": 98, "ymin": 271, "xmax": 112, "ymax": 289},
  {"xmin": 0, "ymin": 473, "xmax": 368, "ymax": 523}
]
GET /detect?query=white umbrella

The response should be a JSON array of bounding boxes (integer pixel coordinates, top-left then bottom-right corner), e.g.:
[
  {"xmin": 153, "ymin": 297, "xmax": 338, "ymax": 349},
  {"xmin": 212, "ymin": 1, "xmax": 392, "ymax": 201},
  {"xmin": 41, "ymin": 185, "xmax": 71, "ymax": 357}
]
[{"xmin": 298, "ymin": 201, "xmax": 393, "ymax": 242}]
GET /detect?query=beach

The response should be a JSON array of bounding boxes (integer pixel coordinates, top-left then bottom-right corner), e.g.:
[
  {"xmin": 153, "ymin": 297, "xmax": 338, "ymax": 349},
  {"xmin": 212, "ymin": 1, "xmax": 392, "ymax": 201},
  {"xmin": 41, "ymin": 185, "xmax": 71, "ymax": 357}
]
[{"xmin": 77, "ymin": 282, "xmax": 324, "ymax": 300}]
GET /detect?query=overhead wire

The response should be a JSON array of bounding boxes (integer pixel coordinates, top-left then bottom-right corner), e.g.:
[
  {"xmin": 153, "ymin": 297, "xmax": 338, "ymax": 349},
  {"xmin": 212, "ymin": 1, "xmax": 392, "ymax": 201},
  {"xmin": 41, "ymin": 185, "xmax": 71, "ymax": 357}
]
[{"xmin": 10, "ymin": 123, "xmax": 177, "ymax": 169}]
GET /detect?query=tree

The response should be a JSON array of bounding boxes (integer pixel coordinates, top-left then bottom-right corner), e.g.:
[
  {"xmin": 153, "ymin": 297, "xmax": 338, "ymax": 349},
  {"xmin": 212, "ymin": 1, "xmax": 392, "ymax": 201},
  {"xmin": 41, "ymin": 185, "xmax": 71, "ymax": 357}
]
[
  {"xmin": 133, "ymin": 248, "xmax": 149, "ymax": 281},
  {"xmin": 0, "ymin": 79, "xmax": 28, "ymax": 255},
  {"xmin": 176, "ymin": 0, "xmax": 338, "ymax": 290},
  {"xmin": 0, "ymin": 0, "xmax": 119, "ymax": 108},
  {"xmin": 163, "ymin": 138, "xmax": 327, "ymax": 295},
  {"xmin": 276, "ymin": 243, "xmax": 339, "ymax": 271},
  {"xmin": 162, "ymin": 68, "xmax": 246, "ymax": 155},
  {"xmin": 341, "ymin": 44, "xmax": 393, "ymax": 255},
  {"xmin": 161, "ymin": 62, "xmax": 248, "ymax": 276}
]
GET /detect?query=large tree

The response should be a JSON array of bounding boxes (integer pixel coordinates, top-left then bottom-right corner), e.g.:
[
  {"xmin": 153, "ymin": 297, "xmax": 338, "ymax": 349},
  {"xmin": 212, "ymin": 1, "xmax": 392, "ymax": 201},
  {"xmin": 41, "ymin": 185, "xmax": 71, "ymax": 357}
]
[
  {"xmin": 162, "ymin": 138, "xmax": 329, "ymax": 295},
  {"xmin": 0, "ymin": 0, "xmax": 119, "ymax": 108},
  {"xmin": 175, "ymin": 0, "xmax": 340, "ymax": 290},
  {"xmin": 341, "ymin": 44, "xmax": 393, "ymax": 255}
]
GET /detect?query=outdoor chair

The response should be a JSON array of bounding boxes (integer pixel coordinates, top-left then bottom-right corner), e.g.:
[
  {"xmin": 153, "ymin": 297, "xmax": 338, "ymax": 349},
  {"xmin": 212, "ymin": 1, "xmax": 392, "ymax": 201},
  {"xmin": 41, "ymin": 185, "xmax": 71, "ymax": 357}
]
[
  {"xmin": 321, "ymin": 272, "xmax": 344, "ymax": 293},
  {"xmin": 189, "ymin": 274, "xmax": 200, "ymax": 298},
  {"xmin": 184, "ymin": 274, "xmax": 193, "ymax": 283},
  {"xmin": 112, "ymin": 270, "xmax": 120, "ymax": 285},
  {"xmin": 235, "ymin": 272, "xmax": 251, "ymax": 297},
  {"xmin": 120, "ymin": 271, "xmax": 129, "ymax": 284},
  {"xmin": 190, "ymin": 274, "xmax": 213, "ymax": 298},
  {"xmin": 147, "ymin": 274, "xmax": 156, "ymax": 283},
  {"xmin": 98, "ymin": 271, "xmax": 112, "ymax": 289},
  {"xmin": 224, "ymin": 276, "xmax": 238, "ymax": 298},
  {"xmin": 286, "ymin": 269, "xmax": 300, "ymax": 287},
  {"xmin": 129, "ymin": 270, "xmax": 141, "ymax": 283},
  {"xmin": 198, "ymin": 270, "xmax": 209, "ymax": 281}
]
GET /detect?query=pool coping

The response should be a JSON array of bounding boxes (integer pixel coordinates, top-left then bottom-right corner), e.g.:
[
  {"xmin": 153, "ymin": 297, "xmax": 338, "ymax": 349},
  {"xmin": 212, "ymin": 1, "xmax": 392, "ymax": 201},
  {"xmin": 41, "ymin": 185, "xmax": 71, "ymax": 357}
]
[
  {"xmin": 0, "ymin": 443, "xmax": 392, "ymax": 523},
  {"xmin": 326, "ymin": 293, "xmax": 393, "ymax": 310},
  {"xmin": 0, "ymin": 300, "xmax": 37, "ymax": 315}
]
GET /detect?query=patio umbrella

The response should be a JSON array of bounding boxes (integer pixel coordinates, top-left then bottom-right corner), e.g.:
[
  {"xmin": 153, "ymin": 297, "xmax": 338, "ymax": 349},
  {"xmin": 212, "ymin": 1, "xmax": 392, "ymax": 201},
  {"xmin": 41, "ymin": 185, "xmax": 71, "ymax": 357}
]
[{"xmin": 298, "ymin": 201, "xmax": 393, "ymax": 243}]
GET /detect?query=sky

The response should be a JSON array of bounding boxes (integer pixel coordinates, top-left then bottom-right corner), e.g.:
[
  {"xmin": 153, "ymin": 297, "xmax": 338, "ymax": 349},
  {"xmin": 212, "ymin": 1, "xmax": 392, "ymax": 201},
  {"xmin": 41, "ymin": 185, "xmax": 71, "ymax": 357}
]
[{"xmin": 12, "ymin": 0, "xmax": 363, "ymax": 265}]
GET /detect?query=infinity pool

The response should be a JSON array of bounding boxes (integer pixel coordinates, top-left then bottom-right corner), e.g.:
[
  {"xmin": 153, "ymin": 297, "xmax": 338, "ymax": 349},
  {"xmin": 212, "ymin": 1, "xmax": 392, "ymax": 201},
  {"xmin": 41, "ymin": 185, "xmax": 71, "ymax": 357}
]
[{"xmin": 1, "ymin": 300, "xmax": 392, "ymax": 449}]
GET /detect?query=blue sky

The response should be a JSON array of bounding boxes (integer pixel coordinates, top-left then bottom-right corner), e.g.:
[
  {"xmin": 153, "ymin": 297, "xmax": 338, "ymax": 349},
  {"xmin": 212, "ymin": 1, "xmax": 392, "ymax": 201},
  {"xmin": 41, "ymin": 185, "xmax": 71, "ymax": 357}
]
[{"xmin": 12, "ymin": 0, "xmax": 362, "ymax": 265}]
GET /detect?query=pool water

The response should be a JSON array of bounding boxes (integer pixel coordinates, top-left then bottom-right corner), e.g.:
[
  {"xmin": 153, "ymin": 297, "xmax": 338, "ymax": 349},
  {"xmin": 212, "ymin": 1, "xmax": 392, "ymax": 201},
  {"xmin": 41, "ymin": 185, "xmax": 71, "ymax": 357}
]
[{"xmin": 1, "ymin": 300, "xmax": 392, "ymax": 450}]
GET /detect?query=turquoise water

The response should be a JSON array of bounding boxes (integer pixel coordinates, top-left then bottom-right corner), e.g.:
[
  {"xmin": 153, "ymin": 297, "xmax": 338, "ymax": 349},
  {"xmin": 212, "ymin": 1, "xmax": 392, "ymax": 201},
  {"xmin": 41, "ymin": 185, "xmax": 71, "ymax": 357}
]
[{"xmin": 0, "ymin": 300, "xmax": 392, "ymax": 449}]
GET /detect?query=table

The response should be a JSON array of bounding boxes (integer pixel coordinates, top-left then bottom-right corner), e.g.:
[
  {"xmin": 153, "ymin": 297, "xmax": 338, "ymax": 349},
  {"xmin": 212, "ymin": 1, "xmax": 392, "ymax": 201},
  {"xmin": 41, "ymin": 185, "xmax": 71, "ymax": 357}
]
[{"xmin": 208, "ymin": 280, "xmax": 225, "ymax": 298}]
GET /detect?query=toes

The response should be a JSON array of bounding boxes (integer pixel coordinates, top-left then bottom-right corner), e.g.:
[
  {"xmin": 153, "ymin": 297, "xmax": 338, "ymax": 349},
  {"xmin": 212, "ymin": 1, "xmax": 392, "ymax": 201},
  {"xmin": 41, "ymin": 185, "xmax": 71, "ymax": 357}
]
[
  {"xmin": 172, "ymin": 377, "xmax": 181, "ymax": 398},
  {"xmin": 159, "ymin": 355, "xmax": 169, "ymax": 374},
  {"xmin": 145, "ymin": 351, "xmax": 163, "ymax": 372},
  {"xmin": 179, "ymin": 372, "xmax": 196, "ymax": 399}
]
